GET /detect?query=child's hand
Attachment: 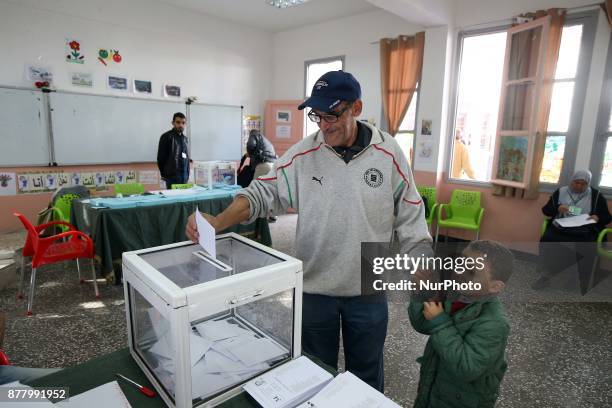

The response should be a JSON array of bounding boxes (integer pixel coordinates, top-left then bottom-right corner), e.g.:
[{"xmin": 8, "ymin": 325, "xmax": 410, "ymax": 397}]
[{"xmin": 423, "ymin": 301, "xmax": 444, "ymax": 320}]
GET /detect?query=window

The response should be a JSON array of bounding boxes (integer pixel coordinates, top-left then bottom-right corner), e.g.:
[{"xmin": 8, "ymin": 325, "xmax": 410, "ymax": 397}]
[
  {"xmin": 591, "ymin": 32, "xmax": 612, "ymax": 189},
  {"xmin": 304, "ymin": 56, "xmax": 344, "ymax": 137},
  {"xmin": 450, "ymin": 30, "xmax": 507, "ymax": 181},
  {"xmin": 395, "ymin": 90, "xmax": 418, "ymax": 164},
  {"xmin": 449, "ymin": 12, "xmax": 596, "ymax": 186}
]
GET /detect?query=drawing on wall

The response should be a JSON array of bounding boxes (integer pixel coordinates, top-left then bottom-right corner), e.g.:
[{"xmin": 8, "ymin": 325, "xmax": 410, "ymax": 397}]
[
  {"xmin": 0, "ymin": 173, "xmax": 16, "ymax": 196},
  {"xmin": 108, "ymin": 75, "xmax": 128, "ymax": 90},
  {"xmin": 71, "ymin": 72, "xmax": 93, "ymax": 87},
  {"xmin": 421, "ymin": 119, "xmax": 432, "ymax": 136},
  {"xmin": 25, "ymin": 65, "xmax": 53, "ymax": 82},
  {"xmin": 66, "ymin": 39, "xmax": 85, "ymax": 64},
  {"xmin": 276, "ymin": 111, "xmax": 291, "ymax": 123},
  {"xmin": 496, "ymin": 135, "xmax": 528, "ymax": 183},
  {"xmin": 98, "ymin": 49, "xmax": 122, "ymax": 66},
  {"xmin": 164, "ymin": 84, "xmax": 181, "ymax": 98},
  {"xmin": 134, "ymin": 80, "xmax": 152, "ymax": 94}
]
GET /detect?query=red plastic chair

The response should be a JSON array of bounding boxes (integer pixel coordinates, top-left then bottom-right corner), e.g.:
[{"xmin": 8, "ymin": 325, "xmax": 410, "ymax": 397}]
[
  {"xmin": 14, "ymin": 212, "xmax": 99, "ymax": 316},
  {"xmin": 0, "ymin": 350, "xmax": 10, "ymax": 366}
]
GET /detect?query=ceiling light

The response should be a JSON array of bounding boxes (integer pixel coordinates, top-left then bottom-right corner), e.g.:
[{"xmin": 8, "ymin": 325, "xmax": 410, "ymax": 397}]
[{"xmin": 267, "ymin": 0, "xmax": 310, "ymax": 9}]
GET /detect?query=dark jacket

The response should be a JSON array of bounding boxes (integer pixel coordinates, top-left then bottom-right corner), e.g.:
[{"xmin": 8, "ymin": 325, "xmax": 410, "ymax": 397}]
[
  {"xmin": 542, "ymin": 187, "xmax": 611, "ymax": 231},
  {"xmin": 409, "ymin": 298, "xmax": 509, "ymax": 408},
  {"xmin": 157, "ymin": 129, "xmax": 188, "ymax": 179}
]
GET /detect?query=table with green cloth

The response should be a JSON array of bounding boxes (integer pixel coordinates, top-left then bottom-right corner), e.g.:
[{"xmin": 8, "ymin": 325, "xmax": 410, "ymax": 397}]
[
  {"xmin": 27, "ymin": 348, "xmax": 334, "ymax": 408},
  {"xmin": 71, "ymin": 192, "xmax": 271, "ymax": 283}
]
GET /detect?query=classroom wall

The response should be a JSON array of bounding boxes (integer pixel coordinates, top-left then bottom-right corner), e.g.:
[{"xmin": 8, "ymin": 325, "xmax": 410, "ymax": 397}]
[
  {"xmin": 271, "ymin": 9, "xmax": 425, "ymax": 128},
  {"xmin": 0, "ymin": 0, "xmax": 274, "ymax": 233},
  {"xmin": 0, "ymin": 0, "xmax": 273, "ymax": 114}
]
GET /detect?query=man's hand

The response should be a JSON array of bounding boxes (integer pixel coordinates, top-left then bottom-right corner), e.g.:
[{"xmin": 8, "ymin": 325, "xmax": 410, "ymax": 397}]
[
  {"xmin": 423, "ymin": 301, "xmax": 444, "ymax": 320},
  {"xmin": 558, "ymin": 205, "xmax": 570, "ymax": 214},
  {"xmin": 588, "ymin": 214, "xmax": 599, "ymax": 222},
  {"xmin": 185, "ymin": 211, "xmax": 219, "ymax": 242}
]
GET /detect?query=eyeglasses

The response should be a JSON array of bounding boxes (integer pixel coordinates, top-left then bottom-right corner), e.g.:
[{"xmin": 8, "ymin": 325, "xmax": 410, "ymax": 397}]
[{"xmin": 308, "ymin": 104, "xmax": 352, "ymax": 123}]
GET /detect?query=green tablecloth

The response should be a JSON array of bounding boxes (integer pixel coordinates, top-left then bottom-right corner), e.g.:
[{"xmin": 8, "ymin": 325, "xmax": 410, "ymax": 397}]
[
  {"xmin": 71, "ymin": 195, "xmax": 271, "ymax": 283},
  {"xmin": 26, "ymin": 348, "xmax": 256, "ymax": 407},
  {"xmin": 27, "ymin": 348, "xmax": 334, "ymax": 408}
]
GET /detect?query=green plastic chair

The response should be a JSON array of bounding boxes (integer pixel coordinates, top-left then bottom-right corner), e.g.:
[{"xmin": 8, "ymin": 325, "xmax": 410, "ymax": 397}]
[
  {"xmin": 584, "ymin": 228, "xmax": 612, "ymax": 293},
  {"xmin": 171, "ymin": 183, "xmax": 194, "ymax": 189},
  {"xmin": 114, "ymin": 183, "xmax": 144, "ymax": 196},
  {"xmin": 417, "ymin": 186, "xmax": 438, "ymax": 228},
  {"xmin": 435, "ymin": 189, "xmax": 484, "ymax": 246},
  {"xmin": 52, "ymin": 193, "xmax": 80, "ymax": 232},
  {"xmin": 541, "ymin": 218, "xmax": 550, "ymax": 237}
]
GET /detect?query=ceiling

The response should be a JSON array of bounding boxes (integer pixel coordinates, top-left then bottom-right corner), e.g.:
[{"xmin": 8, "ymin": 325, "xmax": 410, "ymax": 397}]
[{"xmin": 158, "ymin": 0, "xmax": 380, "ymax": 32}]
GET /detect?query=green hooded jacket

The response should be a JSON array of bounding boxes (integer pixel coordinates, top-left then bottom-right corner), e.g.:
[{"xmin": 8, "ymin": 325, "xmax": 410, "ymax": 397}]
[{"xmin": 408, "ymin": 297, "xmax": 509, "ymax": 408}]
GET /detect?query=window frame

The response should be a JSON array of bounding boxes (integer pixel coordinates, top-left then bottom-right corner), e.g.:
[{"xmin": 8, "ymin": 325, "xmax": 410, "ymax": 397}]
[
  {"xmin": 396, "ymin": 86, "xmax": 420, "ymax": 164},
  {"xmin": 445, "ymin": 11, "xmax": 598, "ymax": 191},
  {"xmin": 589, "ymin": 31, "xmax": 612, "ymax": 194}
]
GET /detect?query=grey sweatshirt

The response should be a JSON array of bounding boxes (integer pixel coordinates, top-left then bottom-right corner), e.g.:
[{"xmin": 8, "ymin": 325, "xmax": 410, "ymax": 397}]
[{"xmin": 237, "ymin": 121, "xmax": 433, "ymax": 296}]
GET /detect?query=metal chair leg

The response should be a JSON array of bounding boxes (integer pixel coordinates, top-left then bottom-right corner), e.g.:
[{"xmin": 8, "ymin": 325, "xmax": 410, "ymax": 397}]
[
  {"xmin": 476, "ymin": 230, "xmax": 480, "ymax": 240},
  {"xmin": 26, "ymin": 267, "xmax": 37, "ymax": 316},
  {"xmin": 434, "ymin": 224, "xmax": 440, "ymax": 251},
  {"xmin": 76, "ymin": 258, "xmax": 83, "ymax": 283},
  {"xmin": 91, "ymin": 259, "xmax": 100, "ymax": 299},
  {"xmin": 587, "ymin": 256, "xmax": 599, "ymax": 293},
  {"xmin": 17, "ymin": 254, "xmax": 27, "ymax": 299}
]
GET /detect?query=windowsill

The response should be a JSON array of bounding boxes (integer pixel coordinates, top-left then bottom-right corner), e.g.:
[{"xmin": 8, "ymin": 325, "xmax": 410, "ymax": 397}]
[{"xmin": 445, "ymin": 177, "xmax": 559, "ymax": 195}]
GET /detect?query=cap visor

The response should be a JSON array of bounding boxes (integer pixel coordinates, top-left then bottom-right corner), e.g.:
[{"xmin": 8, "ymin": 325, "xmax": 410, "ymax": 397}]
[{"xmin": 297, "ymin": 96, "xmax": 341, "ymax": 111}]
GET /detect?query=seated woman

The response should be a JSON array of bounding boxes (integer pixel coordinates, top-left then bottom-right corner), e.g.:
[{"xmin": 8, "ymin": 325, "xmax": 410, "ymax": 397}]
[
  {"xmin": 237, "ymin": 130, "xmax": 278, "ymax": 221},
  {"xmin": 237, "ymin": 129, "xmax": 277, "ymax": 187},
  {"xmin": 534, "ymin": 170, "xmax": 611, "ymax": 292}
]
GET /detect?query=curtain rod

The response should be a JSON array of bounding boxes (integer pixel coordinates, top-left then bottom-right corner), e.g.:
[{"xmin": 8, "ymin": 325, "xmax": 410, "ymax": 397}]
[{"xmin": 368, "ymin": 2, "xmax": 603, "ymax": 43}]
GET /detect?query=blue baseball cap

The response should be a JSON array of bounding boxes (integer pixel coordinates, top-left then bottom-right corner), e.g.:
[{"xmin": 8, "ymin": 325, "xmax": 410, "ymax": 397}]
[{"xmin": 298, "ymin": 70, "xmax": 361, "ymax": 112}]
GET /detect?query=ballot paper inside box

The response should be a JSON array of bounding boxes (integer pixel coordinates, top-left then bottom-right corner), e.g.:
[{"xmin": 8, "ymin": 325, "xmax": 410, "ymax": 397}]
[{"xmin": 122, "ymin": 233, "xmax": 303, "ymax": 408}]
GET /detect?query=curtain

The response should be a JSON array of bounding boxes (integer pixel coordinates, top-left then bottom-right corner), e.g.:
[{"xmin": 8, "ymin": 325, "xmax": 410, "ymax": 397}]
[{"xmin": 380, "ymin": 32, "xmax": 425, "ymax": 136}]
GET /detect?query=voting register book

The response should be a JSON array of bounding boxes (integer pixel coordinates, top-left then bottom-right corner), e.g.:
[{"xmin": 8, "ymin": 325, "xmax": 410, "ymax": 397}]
[{"xmin": 244, "ymin": 357, "xmax": 401, "ymax": 408}]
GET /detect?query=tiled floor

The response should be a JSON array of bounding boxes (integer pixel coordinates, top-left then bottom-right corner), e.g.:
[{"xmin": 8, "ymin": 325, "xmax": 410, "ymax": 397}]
[{"xmin": 1, "ymin": 215, "xmax": 611, "ymax": 407}]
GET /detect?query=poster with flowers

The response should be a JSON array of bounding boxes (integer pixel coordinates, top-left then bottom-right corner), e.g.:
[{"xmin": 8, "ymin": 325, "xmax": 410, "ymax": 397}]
[
  {"xmin": 66, "ymin": 39, "xmax": 85, "ymax": 64},
  {"xmin": 98, "ymin": 48, "xmax": 122, "ymax": 66},
  {"xmin": 0, "ymin": 173, "xmax": 16, "ymax": 196}
]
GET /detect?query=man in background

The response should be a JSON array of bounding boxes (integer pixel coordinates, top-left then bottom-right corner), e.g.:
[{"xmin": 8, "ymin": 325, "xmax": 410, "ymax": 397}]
[
  {"xmin": 157, "ymin": 112, "xmax": 189, "ymax": 189},
  {"xmin": 451, "ymin": 129, "xmax": 475, "ymax": 179}
]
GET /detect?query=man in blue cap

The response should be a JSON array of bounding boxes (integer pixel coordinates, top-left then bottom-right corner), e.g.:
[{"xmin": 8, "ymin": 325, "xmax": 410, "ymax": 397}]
[{"xmin": 186, "ymin": 71, "xmax": 432, "ymax": 390}]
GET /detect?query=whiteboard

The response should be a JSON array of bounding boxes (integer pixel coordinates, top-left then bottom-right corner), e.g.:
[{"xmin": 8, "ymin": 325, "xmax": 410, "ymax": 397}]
[
  {"xmin": 50, "ymin": 92, "xmax": 185, "ymax": 165},
  {"xmin": 189, "ymin": 103, "xmax": 242, "ymax": 161},
  {"xmin": 0, "ymin": 87, "xmax": 49, "ymax": 166}
]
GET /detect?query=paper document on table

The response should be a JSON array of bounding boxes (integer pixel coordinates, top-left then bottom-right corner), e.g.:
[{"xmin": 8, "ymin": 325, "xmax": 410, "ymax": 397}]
[
  {"xmin": 243, "ymin": 356, "xmax": 333, "ymax": 408},
  {"xmin": 553, "ymin": 214, "xmax": 596, "ymax": 228},
  {"xmin": 296, "ymin": 371, "xmax": 401, "ymax": 408},
  {"xmin": 56, "ymin": 381, "xmax": 131, "ymax": 408},
  {"xmin": 195, "ymin": 208, "xmax": 216, "ymax": 258}
]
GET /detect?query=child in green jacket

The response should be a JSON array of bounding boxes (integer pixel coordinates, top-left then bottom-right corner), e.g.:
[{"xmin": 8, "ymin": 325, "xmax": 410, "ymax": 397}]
[{"xmin": 409, "ymin": 240, "xmax": 514, "ymax": 408}]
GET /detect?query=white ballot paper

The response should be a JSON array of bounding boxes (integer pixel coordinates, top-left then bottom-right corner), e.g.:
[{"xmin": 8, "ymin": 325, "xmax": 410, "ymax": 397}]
[
  {"xmin": 195, "ymin": 208, "xmax": 216, "ymax": 258},
  {"xmin": 296, "ymin": 371, "xmax": 401, "ymax": 408},
  {"xmin": 243, "ymin": 356, "xmax": 333, "ymax": 408},
  {"xmin": 553, "ymin": 214, "xmax": 596, "ymax": 228},
  {"xmin": 56, "ymin": 381, "xmax": 131, "ymax": 408}
]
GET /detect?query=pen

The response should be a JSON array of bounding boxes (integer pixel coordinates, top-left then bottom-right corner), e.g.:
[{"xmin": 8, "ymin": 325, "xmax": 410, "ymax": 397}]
[{"xmin": 115, "ymin": 373, "xmax": 156, "ymax": 398}]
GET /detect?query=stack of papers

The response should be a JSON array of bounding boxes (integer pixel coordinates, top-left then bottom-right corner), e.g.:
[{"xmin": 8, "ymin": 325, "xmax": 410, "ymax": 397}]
[
  {"xmin": 296, "ymin": 371, "xmax": 401, "ymax": 408},
  {"xmin": 553, "ymin": 214, "xmax": 596, "ymax": 228},
  {"xmin": 146, "ymin": 316, "xmax": 289, "ymax": 400},
  {"xmin": 243, "ymin": 356, "xmax": 334, "ymax": 408}
]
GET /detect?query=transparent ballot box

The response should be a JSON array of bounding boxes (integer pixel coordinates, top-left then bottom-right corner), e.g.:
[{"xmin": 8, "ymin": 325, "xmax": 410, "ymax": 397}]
[
  {"xmin": 194, "ymin": 161, "xmax": 238, "ymax": 189},
  {"xmin": 122, "ymin": 233, "xmax": 303, "ymax": 408}
]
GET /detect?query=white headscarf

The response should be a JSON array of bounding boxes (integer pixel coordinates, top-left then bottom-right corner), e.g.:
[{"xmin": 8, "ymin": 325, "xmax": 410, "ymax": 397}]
[{"xmin": 558, "ymin": 170, "xmax": 592, "ymax": 217}]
